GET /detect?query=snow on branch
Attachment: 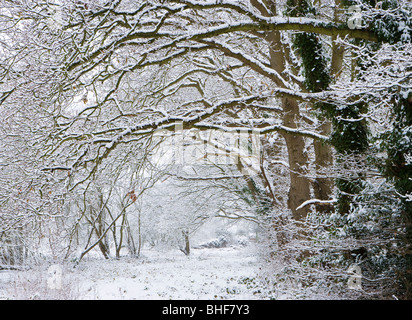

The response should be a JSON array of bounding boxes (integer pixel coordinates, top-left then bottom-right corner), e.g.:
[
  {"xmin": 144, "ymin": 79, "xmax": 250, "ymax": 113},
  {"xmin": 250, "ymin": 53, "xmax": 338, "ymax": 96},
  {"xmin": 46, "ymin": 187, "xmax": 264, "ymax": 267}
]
[{"xmin": 296, "ymin": 199, "xmax": 337, "ymax": 211}]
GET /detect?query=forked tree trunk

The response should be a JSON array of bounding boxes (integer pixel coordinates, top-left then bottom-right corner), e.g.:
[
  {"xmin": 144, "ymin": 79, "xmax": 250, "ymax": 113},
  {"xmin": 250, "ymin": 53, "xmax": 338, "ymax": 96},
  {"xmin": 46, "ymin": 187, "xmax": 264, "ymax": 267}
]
[{"xmin": 266, "ymin": 21, "xmax": 311, "ymax": 221}]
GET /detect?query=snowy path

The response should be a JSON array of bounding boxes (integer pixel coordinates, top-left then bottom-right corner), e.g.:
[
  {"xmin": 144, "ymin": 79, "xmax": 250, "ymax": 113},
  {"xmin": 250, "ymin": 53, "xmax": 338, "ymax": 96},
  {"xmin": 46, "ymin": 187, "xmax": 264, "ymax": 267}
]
[
  {"xmin": 76, "ymin": 246, "xmax": 261, "ymax": 300},
  {"xmin": 1, "ymin": 245, "xmax": 264, "ymax": 300}
]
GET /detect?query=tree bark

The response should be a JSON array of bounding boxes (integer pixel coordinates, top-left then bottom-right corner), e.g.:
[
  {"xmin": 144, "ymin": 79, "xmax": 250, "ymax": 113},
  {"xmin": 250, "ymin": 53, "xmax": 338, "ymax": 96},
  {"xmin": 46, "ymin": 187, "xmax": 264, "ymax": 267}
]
[
  {"xmin": 180, "ymin": 230, "xmax": 190, "ymax": 256},
  {"xmin": 281, "ymin": 97, "xmax": 311, "ymax": 221},
  {"xmin": 264, "ymin": 5, "xmax": 311, "ymax": 220},
  {"xmin": 313, "ymin": 122, "xmax": 334, "ymax": 213},
  {"xmin": 311, "ymin": 0, "xmax": 344, "ymax": 214}
]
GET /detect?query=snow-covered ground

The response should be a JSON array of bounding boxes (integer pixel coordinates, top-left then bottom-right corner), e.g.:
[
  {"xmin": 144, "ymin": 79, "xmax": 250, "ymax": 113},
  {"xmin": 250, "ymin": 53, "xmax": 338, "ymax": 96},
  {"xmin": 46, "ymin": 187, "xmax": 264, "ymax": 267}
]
[{"xmin": 0, "ymin": 244, "xmax": 266, "ymax": 300}]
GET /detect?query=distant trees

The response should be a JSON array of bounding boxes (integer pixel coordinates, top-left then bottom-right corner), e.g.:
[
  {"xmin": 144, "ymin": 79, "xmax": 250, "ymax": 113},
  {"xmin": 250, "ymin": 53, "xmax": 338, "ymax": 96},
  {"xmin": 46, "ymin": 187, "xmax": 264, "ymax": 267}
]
[{"xmin": 69, "ymin": 141, "xmax": 164, "ymax": 261}]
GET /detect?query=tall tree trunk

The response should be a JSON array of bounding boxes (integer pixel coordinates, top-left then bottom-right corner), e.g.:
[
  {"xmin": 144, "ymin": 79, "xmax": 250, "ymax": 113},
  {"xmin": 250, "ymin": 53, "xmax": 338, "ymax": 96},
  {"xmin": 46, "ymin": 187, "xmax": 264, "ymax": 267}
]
[
  {"xmin": 281, "ymin": 97, "xmax": 311, "ymax": 221},
  {"xmin": 266, "ymin": 27, "xmax": 311, "ymax": 220},
  {"xmin": 312, "ymin": 0, "xmax": 345, "ymax": 213},
  {"xmin": 250, "ymin": 0, "xmax": 312, "ymax": 260}
]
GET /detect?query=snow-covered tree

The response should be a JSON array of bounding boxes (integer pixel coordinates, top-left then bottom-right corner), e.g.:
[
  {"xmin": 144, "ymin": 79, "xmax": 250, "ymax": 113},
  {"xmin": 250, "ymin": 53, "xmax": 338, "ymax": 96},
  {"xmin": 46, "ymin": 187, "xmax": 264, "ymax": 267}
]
[{"xmin": 0, "ymin": 0, "xmax": 411, "ymax": 299}]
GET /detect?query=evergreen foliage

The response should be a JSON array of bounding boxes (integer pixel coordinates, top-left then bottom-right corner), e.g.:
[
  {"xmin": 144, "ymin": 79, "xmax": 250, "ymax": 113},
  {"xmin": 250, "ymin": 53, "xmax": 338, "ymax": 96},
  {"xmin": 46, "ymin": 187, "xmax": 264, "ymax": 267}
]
[
  {"xmin": 286, "ymin": 0, "xmax": 369, "ymax": 215},
  {"xmin": 284, "ymin": 0, "xmax": 411, "ymax": 297},
  {"xmin": 382, "ymin": 90, "xmax": 412, "ymax": 297},
  {"xmin": 370, "ymin": 1, "xmax": 412, "ymax": 44}
]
